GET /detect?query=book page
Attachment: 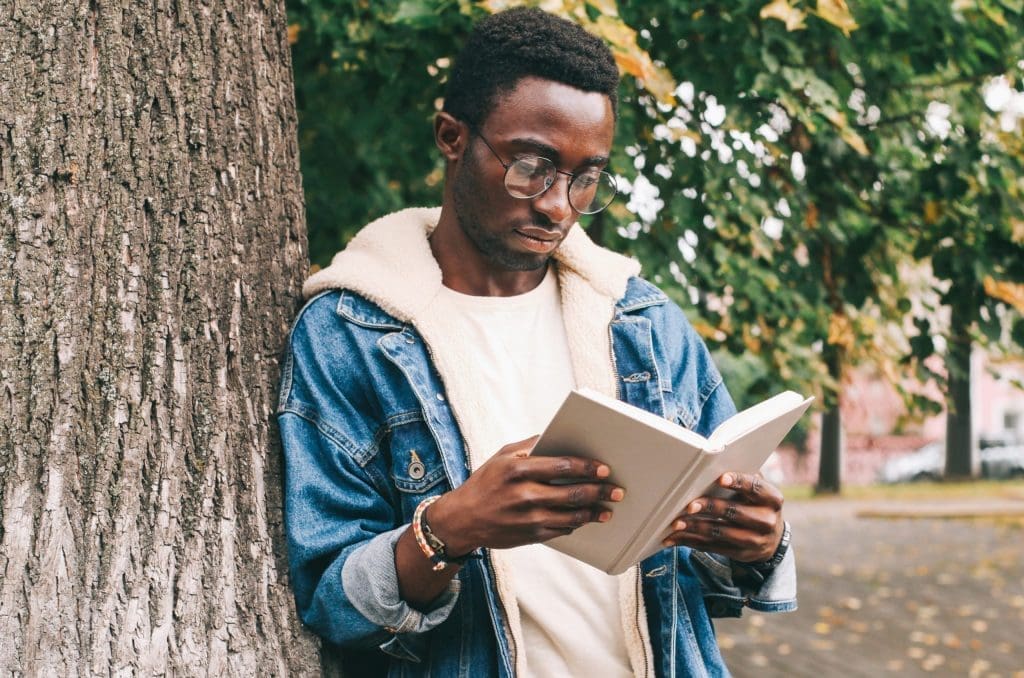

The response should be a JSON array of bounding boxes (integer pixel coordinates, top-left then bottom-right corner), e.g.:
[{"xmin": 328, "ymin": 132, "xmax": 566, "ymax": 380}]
[
  {"xmin": 707, "ymin": 391, "xmax": 807, "ymax": 448},
  {"xmin": 632, "ymin": 394, "xmax": 814, "ymax": 564}
]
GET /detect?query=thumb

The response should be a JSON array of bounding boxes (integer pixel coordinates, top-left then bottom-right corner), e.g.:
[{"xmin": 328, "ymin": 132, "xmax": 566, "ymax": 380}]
[{"xmin": 498, "ymin": 434, "xmax": 541, "ymax": 458}]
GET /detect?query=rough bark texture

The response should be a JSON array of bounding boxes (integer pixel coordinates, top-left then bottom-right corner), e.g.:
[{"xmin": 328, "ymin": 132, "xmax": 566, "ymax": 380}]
[{"xmin": 0, "ymin": 0, "xmax": 320, "ymax": 673}]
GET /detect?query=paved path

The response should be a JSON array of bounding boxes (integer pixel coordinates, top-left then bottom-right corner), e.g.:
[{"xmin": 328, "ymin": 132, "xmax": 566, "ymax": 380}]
[{"xmin": 718, "ymin": 497, "xmax": 1024, "ymax": 677}]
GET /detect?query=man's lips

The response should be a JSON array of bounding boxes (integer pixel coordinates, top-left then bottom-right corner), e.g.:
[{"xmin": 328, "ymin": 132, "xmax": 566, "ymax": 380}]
[
  {"xmin": 514, "ymin": 225, "xmax": 562, "ymax": 242},
  {"xmin": 512, "ymin": 225, "xmax": 563, "ymax": 254}
]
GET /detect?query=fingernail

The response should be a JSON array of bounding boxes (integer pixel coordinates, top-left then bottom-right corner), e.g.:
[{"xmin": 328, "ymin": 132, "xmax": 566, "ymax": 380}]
[
  {"xmin": 596, "ymin": 465, "xmax": 610, "ymax": 478},
  {"xmin": 662, "ymin": 539, "xmax": 673, "ymax": 547},
  {"xmin": 610, "ymin": 488, "xmax": 625, "ymax": 501},
  {"xmin": 688, "ymin": 501, "xmax": 702, "ymax": 514},
  {"xmin": 721, "ymin": 473, "xmax": 734, "ymax": 486},
  {"xmin": 599, "ymin": 511, "xmax": 612, "ymax": 522},
  {"xmin": 673, "ymin": 520, "xmax": 686, "ymax": 531}
]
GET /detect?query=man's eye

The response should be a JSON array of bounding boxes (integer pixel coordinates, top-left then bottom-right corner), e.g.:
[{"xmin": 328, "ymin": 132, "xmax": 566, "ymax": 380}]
[{"xmin": 516, "ymin": 157, "xmax": 547, "ymax": 177}]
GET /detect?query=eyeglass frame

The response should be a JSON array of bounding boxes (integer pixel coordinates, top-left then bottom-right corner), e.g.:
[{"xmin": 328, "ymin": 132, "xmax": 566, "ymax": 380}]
[{"xmin": 468, "ymin": 126, "xmax": 618, "ymax": 215}]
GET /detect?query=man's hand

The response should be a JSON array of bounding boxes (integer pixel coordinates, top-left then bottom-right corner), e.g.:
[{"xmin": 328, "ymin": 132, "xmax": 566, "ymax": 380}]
[
  {"xmin": 661, "ymin": 471, "xmax": 784, "ymax": 563},
  {"xmin": 427, "ymin": 435, "xmax": 625, "ymax": 556}
]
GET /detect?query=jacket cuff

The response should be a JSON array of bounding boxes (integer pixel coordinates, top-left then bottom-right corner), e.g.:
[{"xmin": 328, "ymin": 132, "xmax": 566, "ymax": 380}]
[
  {"xmin": 742, "ymin": 546, "xmax": 797, "ymax": 612},
  {"xmin": 342, "ymin": 527, "xmax": 461, "ymax": 640},
  {"xmin": 690, "ymin": 546, "xmax": 798, "ymax": 617}
]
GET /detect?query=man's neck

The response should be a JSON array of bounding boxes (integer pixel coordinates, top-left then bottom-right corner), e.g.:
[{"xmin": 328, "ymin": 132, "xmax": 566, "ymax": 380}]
[{"xmin": 430, "ymin": 209, "xmax": 550, "ymax": 297}]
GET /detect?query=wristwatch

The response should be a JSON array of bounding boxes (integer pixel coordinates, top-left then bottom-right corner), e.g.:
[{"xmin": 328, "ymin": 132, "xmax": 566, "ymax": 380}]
[{"xmin": 749, "ymin": 520, "xmax": 791, "ymax": 573}]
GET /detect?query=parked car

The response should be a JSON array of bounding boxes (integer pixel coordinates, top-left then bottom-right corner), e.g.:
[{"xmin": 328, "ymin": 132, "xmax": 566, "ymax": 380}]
[
  {"xmin": 878, "ymin": 441, "xmax": 1024, "ymax": 483},
  {"xmin": 878, "ymin": 442, "xmax": 944, "ymax": 483},
  {"xmin": 980, "ymin": 444, "xmax": 1024, "ymax": 479}
]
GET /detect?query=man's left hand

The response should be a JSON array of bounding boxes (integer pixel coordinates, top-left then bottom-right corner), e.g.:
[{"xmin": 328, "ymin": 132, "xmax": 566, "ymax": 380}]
[{"xmin": 661, "ymin": 472, "xmax": 784, "ymax": 563}]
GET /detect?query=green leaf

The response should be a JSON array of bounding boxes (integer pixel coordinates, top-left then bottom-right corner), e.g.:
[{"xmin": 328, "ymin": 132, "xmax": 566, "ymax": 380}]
[{"xmin": 391, "ymin": 0, "xmax": 441, "ymax": 26}]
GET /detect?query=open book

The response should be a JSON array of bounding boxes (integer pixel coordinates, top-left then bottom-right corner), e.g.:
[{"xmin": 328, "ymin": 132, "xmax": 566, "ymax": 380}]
[{"xmin": 531, "ymin": 388, "xmax": 814, "ymax": 575}]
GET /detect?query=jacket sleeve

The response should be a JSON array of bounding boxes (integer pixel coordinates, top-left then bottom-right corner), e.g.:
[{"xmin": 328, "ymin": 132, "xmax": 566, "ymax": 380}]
[{"xmin": 277, "ymin": 300, "xmax": 458, "ymax": 658}]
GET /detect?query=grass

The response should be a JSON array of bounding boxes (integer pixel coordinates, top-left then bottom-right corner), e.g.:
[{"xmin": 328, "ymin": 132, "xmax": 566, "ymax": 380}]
[
  {"xmin": 781, "ymin": 479, "xmax": 1024, "ymax": 528},
  {"xmin": 781, "ymin": 478, "xmax": 1024, "ymax": 502}
]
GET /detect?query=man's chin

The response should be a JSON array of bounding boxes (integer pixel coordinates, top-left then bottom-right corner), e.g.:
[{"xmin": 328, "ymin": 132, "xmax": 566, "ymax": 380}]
[{"xmin": 491, "ymin": 251, "xmax": 551, "ymax": 272}]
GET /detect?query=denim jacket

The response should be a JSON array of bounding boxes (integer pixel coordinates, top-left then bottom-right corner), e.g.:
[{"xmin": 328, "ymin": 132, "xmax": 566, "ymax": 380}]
[{"xmin": 278, "ymin": 208, "xmax": 796, "ymax": 677}]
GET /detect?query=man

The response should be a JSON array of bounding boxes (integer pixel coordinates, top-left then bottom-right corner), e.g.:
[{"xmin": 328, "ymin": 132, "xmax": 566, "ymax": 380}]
[{"xmin": 278, "ymin": 7, "xmax": 795, "ymax": 677}]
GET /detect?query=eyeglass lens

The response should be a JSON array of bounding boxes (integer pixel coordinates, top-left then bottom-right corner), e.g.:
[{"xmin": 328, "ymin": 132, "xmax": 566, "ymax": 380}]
[{"xmin": 504, "ymin": 156, "xmax": 617, "ymax": 215}]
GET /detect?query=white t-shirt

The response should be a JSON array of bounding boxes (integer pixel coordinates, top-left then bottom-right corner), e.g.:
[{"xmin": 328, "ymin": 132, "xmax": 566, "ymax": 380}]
[{"xmin": 438, "ymin": 268, "xmax": 635, "ymax": 678}]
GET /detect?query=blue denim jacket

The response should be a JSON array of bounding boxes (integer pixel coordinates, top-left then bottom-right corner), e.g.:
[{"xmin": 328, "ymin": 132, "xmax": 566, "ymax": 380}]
[{"xmin": 278, "ymin": 275, "xmax": 797, "ymax": 677}]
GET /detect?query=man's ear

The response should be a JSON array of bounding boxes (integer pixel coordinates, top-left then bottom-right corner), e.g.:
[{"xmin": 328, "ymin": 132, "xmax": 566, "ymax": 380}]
[{"xmin": 435, "ymin": 112, "xmax": 468, "ymax": 162}]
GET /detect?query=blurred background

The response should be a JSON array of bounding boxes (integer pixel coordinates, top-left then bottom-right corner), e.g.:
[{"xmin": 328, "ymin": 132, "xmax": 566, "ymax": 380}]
[{"xmin": 285, "ymin": 2, "xmax": 1024, "ymax": 672}]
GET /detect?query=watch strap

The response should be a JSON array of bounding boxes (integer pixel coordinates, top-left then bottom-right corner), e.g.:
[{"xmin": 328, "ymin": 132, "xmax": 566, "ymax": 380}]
[{"xmin": 750, "ymin": 520, "xmax": 791, "ymax": 573}]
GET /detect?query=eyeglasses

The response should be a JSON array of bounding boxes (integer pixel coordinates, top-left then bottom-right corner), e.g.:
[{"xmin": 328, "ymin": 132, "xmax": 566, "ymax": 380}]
[{"xmin": 472, "ymin": 130, "xmax": 618, "ymax": 215}]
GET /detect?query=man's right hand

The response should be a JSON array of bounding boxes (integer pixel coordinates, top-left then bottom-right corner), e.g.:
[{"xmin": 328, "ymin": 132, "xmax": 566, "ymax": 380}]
[
  {"xmin": 426, "ymin": 435, "xmax": 625, "ymax": 557},
  {"xmin": 395, "ymin": 435, "xmax": 622, "ymax": 609}
]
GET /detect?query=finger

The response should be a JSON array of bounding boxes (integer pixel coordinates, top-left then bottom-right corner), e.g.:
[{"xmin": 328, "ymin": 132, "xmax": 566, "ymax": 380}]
[
  {"xmin": 718, "ymin": 472, "xmax": 784, "ymax": 510},
  {"xmin": 680, "ymin": 497, "xmax": 775, "ymax": 532},
  {"xmin": 517, "ymin": 481, "xmax": 624, "ymax": 512},
  {"xmin": 543, "ymin": 506, "xmax": 612, "ymax": 532},
  {"xmin": 518, "ymin": 454, "xmax": 611, "ymax": 483},
  {"xmin": 662, "ymin": 517, "xmax": 777, "ymax": 561},
  {"xmin": 496, "ymin": 435, "xmax": 541, "ymax": 458}
]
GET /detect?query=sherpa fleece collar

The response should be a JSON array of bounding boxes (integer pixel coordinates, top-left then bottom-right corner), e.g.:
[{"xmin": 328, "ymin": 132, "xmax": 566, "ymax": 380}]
[{"xmin": 303, "ymin": 206, "xmax": 640, "ymax": 315}]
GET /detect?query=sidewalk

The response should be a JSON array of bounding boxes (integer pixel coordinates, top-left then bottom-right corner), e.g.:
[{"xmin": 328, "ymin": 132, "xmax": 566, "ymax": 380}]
[
  {"xmin": 718, "ymin": 493, "xmax": 1024, "ymax": 677},
  {"xmin": 856, "ymin": 494, "xmax": 1024, "ymax": 520}
]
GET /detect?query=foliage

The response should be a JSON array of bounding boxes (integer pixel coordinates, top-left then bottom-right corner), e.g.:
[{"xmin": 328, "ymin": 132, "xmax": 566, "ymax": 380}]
[
  {"xmin": 288, "ymin": 0, "xmax": 476, "ymax": 265},
  {"xmin": 288, "ymin": 0, "xmax": 1024, "ymax": 430}
]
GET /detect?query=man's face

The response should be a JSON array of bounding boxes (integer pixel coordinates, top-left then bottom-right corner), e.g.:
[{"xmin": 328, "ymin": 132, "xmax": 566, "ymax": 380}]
[{"xmin": 451, "ymin": 77, "xmax": 615, "ymax": 272}]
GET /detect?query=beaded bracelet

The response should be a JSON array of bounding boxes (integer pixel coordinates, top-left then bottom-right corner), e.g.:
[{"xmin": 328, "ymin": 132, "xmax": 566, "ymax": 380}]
[
  {"xmin": 412, "ymin": 496, "xmax": 446, "ymax": 571},
  {"xmin": 412, "ymin": 496, "xmax": 482, "ymax": 571}
]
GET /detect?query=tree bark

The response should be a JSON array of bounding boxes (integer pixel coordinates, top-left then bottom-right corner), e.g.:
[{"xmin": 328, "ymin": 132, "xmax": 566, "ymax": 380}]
[
  {"xmin": 816, "ymin": 347, "xmax": 843, "ymax": 494},
  {"xmin": 944, "ymin": 301, "xmax": 977, "ymax": 479},
  {"xmin": 0, "ymin": 0, "xmax": 319, "ymax": 673}
]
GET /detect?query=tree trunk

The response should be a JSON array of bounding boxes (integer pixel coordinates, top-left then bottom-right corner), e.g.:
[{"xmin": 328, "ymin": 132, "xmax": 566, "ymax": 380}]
[
  {"xmin": 944, "ymin": 302, "xmax": 976, "ymax": 479},
  {"xmin": 0, "ymin": 1, "xmax": 319, "ymax": 674},
  {"xmin": 816, "ymin": 347, "xmax": 843, "ymax": 494}
]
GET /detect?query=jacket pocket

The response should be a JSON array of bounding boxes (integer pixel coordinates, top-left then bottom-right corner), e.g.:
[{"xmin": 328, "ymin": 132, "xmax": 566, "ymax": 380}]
[{"xmin": 388, "ymin": 418, "xmax": 447, "ymax": 497}]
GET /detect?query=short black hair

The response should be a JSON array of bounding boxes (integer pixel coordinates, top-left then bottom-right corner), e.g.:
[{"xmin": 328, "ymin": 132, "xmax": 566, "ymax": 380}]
[{"xmin": 443, "ymin": 7, "xmax": 620, "ymax": 129}]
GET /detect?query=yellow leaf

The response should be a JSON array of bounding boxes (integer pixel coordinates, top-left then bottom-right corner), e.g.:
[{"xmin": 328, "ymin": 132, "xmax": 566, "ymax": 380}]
[
  {"xmin": 924, "ymin": 201, "xmax": 941, "ymax": 224},
  {"xmin": 815, "ymin": 0, "xmax": 859, "ymax": 36},
  {"xmin": 827, "ymin": 312, "xmax": 854, "ymax": 349},
  {"xmin": 585, "ymin": 0, "xmax": 619, "ymax": 17},
  {"xmin": 760, "ymin": 0, "xmax": 808, "ymax": 31},
  {"xmin": 979, "ymin": 2, "xmax": 1009, "ymax": 27},
  {"xmin": 823, "ymin": 108, "xmax": 869, "ymax": 155},
  {"xmin": 612, "ymin": 48, "xmax": 647, "ymax": 79},
  {"xmin": 1010, "ymin": 217, "xmax": 1024, "ymax": 244},
  {"xmin": 692, "ymin": 320, "xmax": 727, "ymax": 343},
  {"xmin": 287, "ymin": 23, "xmax": 301, "ymax": 45},
  {"xmin": 643, "ymin": 63, "xmax": 679, "ymax": 104},
  {"xmin": 983, "ymin": 277, "xmax": 1024, "ymax": 313},
  {"xmin": 839, "ymin": 126, "xmax": 869, "ymax": 156},
  {"xmin": 539, "ymin": 0, "xmax": 574, "ymax": 15},
  {"xmin": 611, "ymin": 47, "xmax": 676, "ymax": 104},
  {"xmin": 592, "ymin": 15, "xmax": 638, "ymax": 49},
  {"xmin": 743, "ymin": 326, "xmax": 763, "ymax": 354}
]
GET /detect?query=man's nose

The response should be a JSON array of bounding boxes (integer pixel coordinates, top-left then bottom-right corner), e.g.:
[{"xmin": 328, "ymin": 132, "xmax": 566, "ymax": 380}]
[{"xmin": 531, "ymin": 173, "xmax": 574, "ymax": 225}]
